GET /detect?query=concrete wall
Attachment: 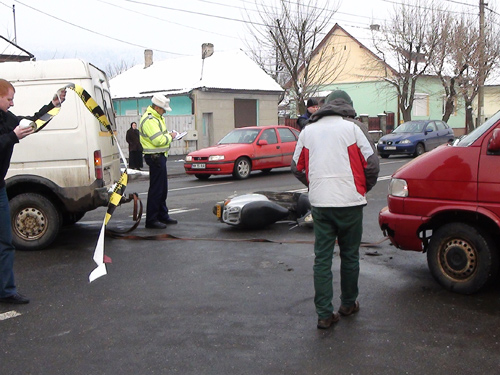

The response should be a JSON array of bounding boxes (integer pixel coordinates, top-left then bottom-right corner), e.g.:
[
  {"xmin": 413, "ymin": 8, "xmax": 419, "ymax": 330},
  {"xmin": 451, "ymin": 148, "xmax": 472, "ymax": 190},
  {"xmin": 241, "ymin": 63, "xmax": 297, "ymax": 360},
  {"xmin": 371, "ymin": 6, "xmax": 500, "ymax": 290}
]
[{"xmin": 191, "ymin": 90, "xmax": 281, "ymax": 149}]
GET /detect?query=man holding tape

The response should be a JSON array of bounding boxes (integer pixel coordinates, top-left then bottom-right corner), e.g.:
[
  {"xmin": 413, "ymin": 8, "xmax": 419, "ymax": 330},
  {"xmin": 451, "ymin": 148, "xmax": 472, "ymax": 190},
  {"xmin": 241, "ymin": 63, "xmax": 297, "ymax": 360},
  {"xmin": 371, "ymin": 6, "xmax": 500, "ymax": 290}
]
[
  {"xmin": 0, "ymin": 79, "xmax": 65, "ymax": 304},
  {"xmin": 139, "ymin": 94, "xmax": 178, "ymax": 230}
]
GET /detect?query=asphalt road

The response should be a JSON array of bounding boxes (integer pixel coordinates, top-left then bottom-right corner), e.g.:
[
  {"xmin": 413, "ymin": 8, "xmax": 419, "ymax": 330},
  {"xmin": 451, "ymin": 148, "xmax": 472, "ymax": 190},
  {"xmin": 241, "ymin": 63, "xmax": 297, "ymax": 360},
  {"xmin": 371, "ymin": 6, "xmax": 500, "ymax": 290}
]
[{"xmin": 1, "ymin": 157, "xmax": 500, "ymax": 375}]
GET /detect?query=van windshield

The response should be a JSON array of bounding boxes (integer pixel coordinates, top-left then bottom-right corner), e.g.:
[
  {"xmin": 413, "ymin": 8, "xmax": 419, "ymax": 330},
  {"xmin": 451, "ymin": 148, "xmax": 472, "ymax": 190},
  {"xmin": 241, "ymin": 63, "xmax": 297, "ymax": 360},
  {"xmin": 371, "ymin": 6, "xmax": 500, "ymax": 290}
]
[{"xmin": 455, "ymin": 110, "xmax": 500, "ymax": 147}]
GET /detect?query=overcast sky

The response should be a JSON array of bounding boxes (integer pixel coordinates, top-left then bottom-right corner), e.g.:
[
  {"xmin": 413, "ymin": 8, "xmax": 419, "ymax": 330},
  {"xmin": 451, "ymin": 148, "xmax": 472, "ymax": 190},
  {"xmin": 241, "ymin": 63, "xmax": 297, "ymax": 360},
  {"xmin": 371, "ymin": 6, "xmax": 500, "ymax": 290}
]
[{"xmin": 0, "ymin": 0, "xmax": 486, "ymax": 71}]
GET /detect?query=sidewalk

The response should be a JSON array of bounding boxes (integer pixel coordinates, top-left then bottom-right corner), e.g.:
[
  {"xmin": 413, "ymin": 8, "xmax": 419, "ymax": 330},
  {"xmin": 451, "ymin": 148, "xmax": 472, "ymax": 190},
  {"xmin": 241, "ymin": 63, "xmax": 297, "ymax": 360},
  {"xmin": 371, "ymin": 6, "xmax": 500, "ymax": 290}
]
[{"xmin": 122, "ymin": 154, "xmax": 187, "ymax": 180}]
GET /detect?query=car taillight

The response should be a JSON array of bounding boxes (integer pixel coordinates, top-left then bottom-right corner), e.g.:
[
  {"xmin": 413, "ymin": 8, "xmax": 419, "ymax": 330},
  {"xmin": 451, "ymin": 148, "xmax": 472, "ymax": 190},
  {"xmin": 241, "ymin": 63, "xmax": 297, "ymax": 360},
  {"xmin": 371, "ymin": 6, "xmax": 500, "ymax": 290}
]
[{"xmin": 94, "ymin": 150, "xmax": 103, "ymax": 180}]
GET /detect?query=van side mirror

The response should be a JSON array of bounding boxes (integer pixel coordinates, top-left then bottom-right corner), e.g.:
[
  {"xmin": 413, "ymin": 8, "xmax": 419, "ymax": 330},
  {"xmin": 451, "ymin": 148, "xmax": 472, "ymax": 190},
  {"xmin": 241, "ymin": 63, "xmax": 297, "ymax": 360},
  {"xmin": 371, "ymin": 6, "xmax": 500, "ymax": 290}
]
[{"xmin": 487, "ymin": 128, "xmax": 500, "ymax": 153}]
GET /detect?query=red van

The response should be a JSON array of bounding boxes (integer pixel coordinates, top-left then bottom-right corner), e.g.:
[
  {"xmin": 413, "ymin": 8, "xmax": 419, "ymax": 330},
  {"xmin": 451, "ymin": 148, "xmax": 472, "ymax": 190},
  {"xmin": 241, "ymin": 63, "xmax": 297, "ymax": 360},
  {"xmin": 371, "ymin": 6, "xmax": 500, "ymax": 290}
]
[{"xmin": 379, "ymin": 114, "xmax": 500, "ymax": 294}]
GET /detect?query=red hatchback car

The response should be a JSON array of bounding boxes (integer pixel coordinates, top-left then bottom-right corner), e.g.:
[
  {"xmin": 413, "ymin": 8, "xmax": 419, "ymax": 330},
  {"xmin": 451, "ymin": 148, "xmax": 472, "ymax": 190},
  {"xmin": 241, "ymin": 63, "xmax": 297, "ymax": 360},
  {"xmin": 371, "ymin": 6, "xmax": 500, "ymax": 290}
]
[{"xmin": 184, "ymin": 125, "xmax": 300, "ymax": 179}]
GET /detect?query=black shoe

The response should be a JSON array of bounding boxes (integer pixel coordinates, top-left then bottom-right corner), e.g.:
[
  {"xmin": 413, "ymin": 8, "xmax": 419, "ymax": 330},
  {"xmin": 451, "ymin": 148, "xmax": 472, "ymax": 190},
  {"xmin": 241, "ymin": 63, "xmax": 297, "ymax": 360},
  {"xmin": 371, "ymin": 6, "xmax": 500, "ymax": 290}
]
[
  {"xmin": 317, "ymin": 312, "xmax": 340, "ymax": 329},
  {"xmin": 159, "ymin": 218, "xmax": 178, "ymax": 225},
  {"xmin": 0, "ymin": 293, "xmax": 30, "ymax": 304},
  {"xmin": 145, "ymin": 221, "xmax": 167, "ymax": 229},
  {"xmin": 338, "ymin": 301, "xmax": 360, "ymax": 316}
]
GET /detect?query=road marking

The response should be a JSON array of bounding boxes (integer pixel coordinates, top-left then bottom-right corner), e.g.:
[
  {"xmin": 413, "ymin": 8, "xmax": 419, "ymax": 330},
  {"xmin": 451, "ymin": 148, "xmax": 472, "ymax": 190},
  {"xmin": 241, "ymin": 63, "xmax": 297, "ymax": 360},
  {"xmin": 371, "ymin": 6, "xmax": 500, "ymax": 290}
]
[
  {"xmin": 288, "ymin": 188, "xmax": 308, "ymax": 193},
  {"xmin": 135, "ymin": 208, "xmax": 199, "ymax": 218},
  {"xmin": 378, "ymin": 175, "xmax": 392, "ymax": 181},
  {"xmin": 0, "ymin": 310, "xmax": 21, "ymax": 321},
  {"xmin": 380, "ymin": 160, "xmax": 409, "ymax": 165},
  {"xmin": 137, "ymin": 182, "xmax": 234, "ymax": 196},
  {"xmin": 290, "ymin": 175, "xmax": 392, "ymax": 188}
]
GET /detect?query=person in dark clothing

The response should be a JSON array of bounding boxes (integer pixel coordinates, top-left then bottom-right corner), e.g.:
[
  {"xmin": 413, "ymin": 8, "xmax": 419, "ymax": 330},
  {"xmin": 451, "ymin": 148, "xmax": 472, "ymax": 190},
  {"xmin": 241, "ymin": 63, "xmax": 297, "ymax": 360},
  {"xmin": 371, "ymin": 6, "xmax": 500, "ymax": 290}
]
[
  {"xmin": 296, "ymin": 98, "xmax": 319, "ymax": 130},
  {"xmin": 0, "ymin": 78, "xmax": 66, "ymax": 304},
  {"xmin": 126, "ymin": 122, "xmax": 143, "ymax": 170}
]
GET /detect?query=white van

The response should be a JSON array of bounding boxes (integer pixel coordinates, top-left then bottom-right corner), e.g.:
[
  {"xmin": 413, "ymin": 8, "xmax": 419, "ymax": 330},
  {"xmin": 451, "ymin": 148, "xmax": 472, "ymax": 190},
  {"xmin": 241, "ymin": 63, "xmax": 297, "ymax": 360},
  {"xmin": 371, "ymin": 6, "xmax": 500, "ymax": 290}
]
[{"xmin": 1, "ymin": 59, "xmax": 121, "ymax": 250}]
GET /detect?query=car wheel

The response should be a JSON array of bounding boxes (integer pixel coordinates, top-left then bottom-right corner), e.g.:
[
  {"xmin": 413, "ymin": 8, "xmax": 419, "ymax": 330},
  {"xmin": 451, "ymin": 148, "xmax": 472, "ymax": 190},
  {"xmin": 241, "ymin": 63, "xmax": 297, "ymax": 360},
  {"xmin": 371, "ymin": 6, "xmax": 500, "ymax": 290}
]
[
  {"xmin": 10, "ymin": 193, "xmax": 62, "ymax": 250},
  {"xmin": 413, "ymin": 143, "xmax": 425, "ymax": 157},
  {"xmin": 427, "ymin": 223, "xmax": 499, "ymax": 294},
  {"xmin": 380, "ymin": 154, "xmax": 390, "ymax": 159},
  {"xmin": 233, "ymin": 157, "xmax": 251, "ymax": 179},
  {"xmin": 194, "ymin": 174, "xmax": 211, "ymax": 180}
]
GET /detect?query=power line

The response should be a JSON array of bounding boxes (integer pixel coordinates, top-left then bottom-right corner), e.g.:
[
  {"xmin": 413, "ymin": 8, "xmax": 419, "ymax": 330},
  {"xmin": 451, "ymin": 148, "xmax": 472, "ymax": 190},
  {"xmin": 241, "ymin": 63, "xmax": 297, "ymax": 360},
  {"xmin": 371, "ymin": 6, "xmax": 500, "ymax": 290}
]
[
  {"xmin": 12, "ymin": 0, "xmax": 187, "ymax": 55},
  {"xmin": 97, "ymin": 0, "xmax": 241, "ymax": 40},
  {"xmin": 381, "ymin": 0, "xmax": 476, "ymax": 15},
  {"xmin": 444, "ymin": 0, "xmax": 477, "ymax": 7},
  {"xmin": 121, "ymin": 0, "xmax": 268, "ymax": 27}
]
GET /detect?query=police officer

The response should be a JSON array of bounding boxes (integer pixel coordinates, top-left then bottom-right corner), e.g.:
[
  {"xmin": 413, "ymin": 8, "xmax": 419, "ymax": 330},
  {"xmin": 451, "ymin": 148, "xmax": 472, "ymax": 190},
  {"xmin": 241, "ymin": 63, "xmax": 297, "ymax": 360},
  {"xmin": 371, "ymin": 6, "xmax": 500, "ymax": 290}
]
[{"xmin": 139, "ymin": 94, "xmax": 178, "ymax": 229}]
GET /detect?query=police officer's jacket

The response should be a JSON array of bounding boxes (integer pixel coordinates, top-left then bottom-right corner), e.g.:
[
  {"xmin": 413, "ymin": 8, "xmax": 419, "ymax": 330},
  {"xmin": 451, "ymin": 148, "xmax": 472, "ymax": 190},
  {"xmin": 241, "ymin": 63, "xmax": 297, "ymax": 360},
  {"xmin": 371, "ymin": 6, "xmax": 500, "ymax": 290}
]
[{"xmin": 139, "ymin": 105, "xmax": 173, "ymax": 155}]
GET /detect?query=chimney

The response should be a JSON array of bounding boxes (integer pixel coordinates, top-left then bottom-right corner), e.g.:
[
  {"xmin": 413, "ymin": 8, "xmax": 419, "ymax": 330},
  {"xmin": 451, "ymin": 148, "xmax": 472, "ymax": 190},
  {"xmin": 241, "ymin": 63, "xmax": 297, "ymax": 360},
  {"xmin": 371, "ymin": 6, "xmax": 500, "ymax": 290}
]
[{"xmin": 144, "ymin": 49, "xmax": 153, "ymax": 68}]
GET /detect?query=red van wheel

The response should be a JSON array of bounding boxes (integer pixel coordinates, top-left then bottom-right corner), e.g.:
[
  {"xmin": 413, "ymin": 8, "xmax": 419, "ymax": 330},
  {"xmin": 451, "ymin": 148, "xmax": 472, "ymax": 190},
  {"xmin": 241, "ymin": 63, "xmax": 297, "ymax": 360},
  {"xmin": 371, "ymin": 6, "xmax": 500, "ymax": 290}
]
[{"xmin": 427, "ymin": 223, "xmax": 498, "ymax": 294}]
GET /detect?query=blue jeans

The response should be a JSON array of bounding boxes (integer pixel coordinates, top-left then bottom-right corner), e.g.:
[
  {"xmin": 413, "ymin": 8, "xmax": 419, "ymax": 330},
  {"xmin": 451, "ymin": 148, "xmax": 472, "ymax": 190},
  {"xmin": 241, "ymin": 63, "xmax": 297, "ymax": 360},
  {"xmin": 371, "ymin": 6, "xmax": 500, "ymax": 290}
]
[{"xmin": 0, "ymin": 187, "xmax": 17, "ymax": 298}]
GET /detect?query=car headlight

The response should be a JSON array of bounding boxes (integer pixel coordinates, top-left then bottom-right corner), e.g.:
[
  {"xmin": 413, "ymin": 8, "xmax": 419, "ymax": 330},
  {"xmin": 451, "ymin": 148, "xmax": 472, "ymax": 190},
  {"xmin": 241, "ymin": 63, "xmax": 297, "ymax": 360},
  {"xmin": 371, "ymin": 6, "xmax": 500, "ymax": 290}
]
[
  {"xmin": 400, "ymin": 139, "xmax": 411, "ymax": 144},
  {"xmin": 209, "ymin": 155, "xmax": 225, "ymax": 161},
  {"xmin": 185, "ymin": 155, "xmax": 192, "ymax": 162},
  {"xmin": 389, "ymin": 178, "xmax": 408, "ymax": 197}
]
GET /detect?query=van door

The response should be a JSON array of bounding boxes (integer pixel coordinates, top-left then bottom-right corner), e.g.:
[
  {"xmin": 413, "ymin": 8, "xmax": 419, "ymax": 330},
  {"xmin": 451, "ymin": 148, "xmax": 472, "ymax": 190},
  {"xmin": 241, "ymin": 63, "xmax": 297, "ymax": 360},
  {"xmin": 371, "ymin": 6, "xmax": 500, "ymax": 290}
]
[
  {"xmin": 478, "ymin": 125, "xmax": 500, "ymax": 213},
  {"xmin": 91, "ymin": 80, "xmax": 121, "ymax": 185}
]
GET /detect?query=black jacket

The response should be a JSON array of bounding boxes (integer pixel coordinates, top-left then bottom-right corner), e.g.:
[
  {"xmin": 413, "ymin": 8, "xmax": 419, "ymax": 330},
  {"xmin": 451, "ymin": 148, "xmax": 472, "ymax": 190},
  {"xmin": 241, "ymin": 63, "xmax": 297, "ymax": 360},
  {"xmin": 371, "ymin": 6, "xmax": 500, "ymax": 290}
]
[
  {"xmin": 0, "ymin": 102, "xmax": 55, "ymax": 189},
  {"xmin": 126, "ymin": 128, "xmax": 142, "ymax": 152}
]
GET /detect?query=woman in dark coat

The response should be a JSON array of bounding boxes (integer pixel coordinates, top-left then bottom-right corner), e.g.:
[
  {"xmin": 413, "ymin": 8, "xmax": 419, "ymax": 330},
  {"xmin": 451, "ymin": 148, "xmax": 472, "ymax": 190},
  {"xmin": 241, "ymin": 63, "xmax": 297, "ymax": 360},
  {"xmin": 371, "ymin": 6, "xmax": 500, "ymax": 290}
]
[{"xmin": 126, "ymin": 122, "xmax": 143, "ymax": 170}]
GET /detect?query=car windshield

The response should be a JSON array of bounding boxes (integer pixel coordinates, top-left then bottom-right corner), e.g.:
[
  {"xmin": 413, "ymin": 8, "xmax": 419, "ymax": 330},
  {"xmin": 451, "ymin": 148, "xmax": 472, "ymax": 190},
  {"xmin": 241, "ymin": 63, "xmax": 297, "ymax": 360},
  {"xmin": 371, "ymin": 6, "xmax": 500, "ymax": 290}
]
[
  {"xmin": 393, "ymin": 121, "xmax": 426, "ymax": 133},
  {"xmin": 454, "ymin": 110, "xmax": 500, "ymax": 147},
  {"xmin": 218, "ymin": 129, "xmax": 260, "ymax": 144}
]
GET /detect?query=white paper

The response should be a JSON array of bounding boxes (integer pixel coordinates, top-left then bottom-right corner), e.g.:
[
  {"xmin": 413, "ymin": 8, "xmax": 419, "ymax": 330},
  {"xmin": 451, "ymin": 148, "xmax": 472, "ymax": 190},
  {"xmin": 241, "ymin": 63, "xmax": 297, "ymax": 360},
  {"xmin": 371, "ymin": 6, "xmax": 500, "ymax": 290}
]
[{"xmin": 174, "ymin": 131, "xmax": 188, "ymax": 140}]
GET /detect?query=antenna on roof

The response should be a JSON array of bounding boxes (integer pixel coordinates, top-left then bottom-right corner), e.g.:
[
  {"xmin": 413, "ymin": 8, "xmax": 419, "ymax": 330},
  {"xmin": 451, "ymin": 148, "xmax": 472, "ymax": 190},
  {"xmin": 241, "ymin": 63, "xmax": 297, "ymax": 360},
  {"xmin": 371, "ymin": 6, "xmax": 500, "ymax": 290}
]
[{"xmin": 200, "ymin": 43, "xmax": 214, "ymax": 80}]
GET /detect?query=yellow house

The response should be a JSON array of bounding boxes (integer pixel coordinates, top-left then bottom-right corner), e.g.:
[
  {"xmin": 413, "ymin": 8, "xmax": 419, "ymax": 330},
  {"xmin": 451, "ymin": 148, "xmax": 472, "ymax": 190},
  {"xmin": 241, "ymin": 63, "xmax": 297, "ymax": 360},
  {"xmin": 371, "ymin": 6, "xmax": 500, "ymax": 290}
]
[{"xmin": 300, "ymin": 23, "xmax": 468, "ymax": 131}]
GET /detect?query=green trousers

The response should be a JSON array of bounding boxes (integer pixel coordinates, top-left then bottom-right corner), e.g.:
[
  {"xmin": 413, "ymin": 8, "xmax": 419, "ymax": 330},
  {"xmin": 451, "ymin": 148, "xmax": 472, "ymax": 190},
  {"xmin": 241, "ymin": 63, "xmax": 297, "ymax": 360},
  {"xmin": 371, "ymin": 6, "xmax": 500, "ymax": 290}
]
[{"xmin": 312, "ymin": 205, "xmax": 363, "ymax": 319}]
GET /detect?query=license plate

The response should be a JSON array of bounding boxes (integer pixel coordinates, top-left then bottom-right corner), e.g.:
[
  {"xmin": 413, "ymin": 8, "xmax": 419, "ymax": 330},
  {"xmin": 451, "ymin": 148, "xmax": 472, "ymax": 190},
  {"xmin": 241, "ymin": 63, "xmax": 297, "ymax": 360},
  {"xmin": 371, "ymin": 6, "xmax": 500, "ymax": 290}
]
[
  {"xmin": 192, "ymin": 163, "xmax": 206, "ymax": 169},
  {"xmin": 384, "ymin": 146, "xmax": 396, "ymax": 150},
  {"xmin": 216, "ymin": 204, "xmax": 222, "ymax": 218}
]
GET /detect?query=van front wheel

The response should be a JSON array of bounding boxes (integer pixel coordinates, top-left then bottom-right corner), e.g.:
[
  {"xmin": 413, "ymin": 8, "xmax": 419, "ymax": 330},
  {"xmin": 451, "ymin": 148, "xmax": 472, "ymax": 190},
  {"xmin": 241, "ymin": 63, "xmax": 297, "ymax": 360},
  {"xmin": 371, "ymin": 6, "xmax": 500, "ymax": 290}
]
[
  {"xmin": 9, "ymin": 193, "xmax": 62, "ymax": 250},
  {"xmin": 427, "ymin": 223, "xmax": 498, "ymax": 294}
]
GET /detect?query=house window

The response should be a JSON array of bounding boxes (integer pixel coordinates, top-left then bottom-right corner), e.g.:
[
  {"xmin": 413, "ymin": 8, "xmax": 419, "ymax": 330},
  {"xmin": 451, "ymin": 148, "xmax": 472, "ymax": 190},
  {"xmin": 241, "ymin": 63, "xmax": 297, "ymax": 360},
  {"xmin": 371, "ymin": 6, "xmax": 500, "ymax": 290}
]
[
  {"xmin": 234, "ymin": 99, "xmax": 257, "ymax": 128},
  {"xmin": 412, "ymin": 93, "xmax": 429, "ymax": 117}
]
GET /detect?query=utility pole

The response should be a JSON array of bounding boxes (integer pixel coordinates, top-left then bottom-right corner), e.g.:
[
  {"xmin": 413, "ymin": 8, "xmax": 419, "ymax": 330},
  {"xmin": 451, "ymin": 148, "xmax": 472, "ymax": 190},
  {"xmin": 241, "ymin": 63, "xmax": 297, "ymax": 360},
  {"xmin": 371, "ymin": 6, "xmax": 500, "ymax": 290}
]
[
  {"xmin": 13, "ymin": 4, "xmax": 17, "ymax": 44},
  {"xmin": 477, "ymin": 0, "xmax": 486, "ymax": 127}
]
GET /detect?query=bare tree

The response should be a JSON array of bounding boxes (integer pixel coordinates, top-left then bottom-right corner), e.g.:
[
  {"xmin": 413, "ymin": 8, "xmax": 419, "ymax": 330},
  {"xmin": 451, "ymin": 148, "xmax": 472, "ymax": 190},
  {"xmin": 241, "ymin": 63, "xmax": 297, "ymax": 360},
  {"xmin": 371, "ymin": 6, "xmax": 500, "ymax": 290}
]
[
  {"xmin": 431, "ymin": 10, "xmax": 462, "ymax": 123},
  {"xmin": 372, "ymin": 0, "xmax": 446, "ymax": 122},
  {"xmin": 105, "ymin": 59, "xmax": 135, "ymax": 79},
  {"xmin": 431, "ymin": 8, "xmax": 500, "ymax": 130},
  {"xmin": 243, "ymin": 0, "xmax": 342, "ymax": 115},
  {"xmin": 454, "ymin": 10, "xmax": 500, "ymax": 132}
]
